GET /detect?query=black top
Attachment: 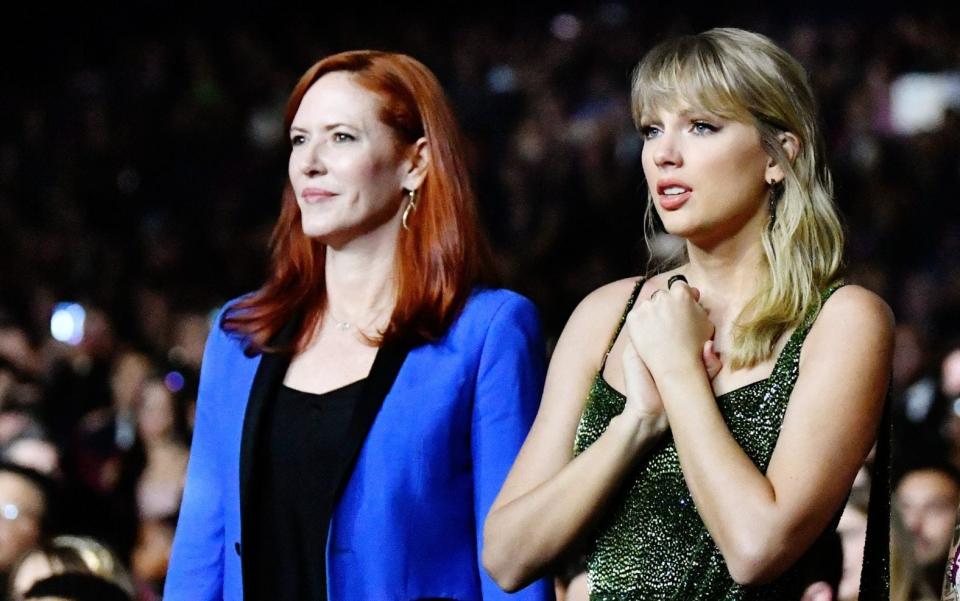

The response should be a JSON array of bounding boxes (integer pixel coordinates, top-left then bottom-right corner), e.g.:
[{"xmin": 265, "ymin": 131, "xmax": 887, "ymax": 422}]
[{"xmin": 247, "ymin": 378, "xmax": 366, "ymax": 601}]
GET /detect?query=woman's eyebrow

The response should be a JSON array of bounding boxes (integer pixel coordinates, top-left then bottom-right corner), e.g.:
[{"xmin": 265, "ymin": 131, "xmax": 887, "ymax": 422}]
[{"xmin": 289, "ymin": 122, "xmax": 360, "ymax": 135}]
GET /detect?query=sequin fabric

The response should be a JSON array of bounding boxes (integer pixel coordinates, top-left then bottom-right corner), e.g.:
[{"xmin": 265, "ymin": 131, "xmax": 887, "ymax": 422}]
[{"xmin": 572, "ymin": 280, "xmax": 843, "ymax": 600}]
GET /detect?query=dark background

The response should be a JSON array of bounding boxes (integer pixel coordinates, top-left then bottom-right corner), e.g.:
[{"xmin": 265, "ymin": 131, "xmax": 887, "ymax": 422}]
[{"xmin": 1, "ymin": 2, "xmax": 959, "ymax": 597}]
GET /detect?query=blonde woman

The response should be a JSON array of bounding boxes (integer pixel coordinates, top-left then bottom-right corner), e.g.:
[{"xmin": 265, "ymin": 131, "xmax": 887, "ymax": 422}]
[
  {"xmin": 484, "ymin": 28, "xmax": 891, "ymax": 599},
  {"xmin": 7, "ymin": 535, "xmax": 134, "ymax": 601}
]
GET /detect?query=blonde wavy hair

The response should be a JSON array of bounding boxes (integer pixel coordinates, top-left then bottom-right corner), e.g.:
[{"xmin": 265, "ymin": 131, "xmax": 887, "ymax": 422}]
[
  {"xmin": 631, "ymin": 27, "xmax": 844, "ymax": 369},
  {"xmin": 8, "ymin": 535, "xmax": 135, "ymax": 601}
]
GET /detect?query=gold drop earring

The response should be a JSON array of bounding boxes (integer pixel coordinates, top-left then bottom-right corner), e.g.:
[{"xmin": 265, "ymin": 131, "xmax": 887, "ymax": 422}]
[{"xmin": 401, "ymin": 188, "xmax": 418, "ymax": 231}]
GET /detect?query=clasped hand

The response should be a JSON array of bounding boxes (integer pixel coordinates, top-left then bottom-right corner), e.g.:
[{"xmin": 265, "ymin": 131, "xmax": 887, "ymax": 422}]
[{"xmin": 620, "ymin": 282, "xmax": 721, "ymax": 422}]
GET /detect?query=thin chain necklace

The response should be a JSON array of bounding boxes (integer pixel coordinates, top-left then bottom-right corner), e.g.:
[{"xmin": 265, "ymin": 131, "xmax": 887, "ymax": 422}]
[
  {"xmin": 326, "ymin": 305, "xmax": 390, "ymax": 334},
  {"xmin": 331, "ymin": 317, "xmax": 353, "ymax": 331}
]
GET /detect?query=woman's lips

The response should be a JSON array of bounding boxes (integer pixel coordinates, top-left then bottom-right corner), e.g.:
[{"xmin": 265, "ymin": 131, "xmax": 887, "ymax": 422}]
[
  {"xmin": 656, "ymin": 181, "xmax": 692, "ymax": 211},
  {"xmin": 658, "ymin": 190, "xmax": 691, "ymax": 210},
  {"xmin": 301, "ymin": 188, "xmax": 336, "ymax": 204}
]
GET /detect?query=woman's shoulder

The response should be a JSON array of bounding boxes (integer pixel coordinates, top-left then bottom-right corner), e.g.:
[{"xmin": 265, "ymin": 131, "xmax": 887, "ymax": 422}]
[
  {"xmin": 804, "ymin": 284, "xmax": 894, "ymax": 360},
  {"xmin": 217, "ymin": 292, "xmax": 256, "ymax": 322},
  {"xmin": 429, "ymin": 287, "xmax": 541, "ymax": 345},
  {"xmin": 204, "ymin": 294, "xmax": 259, "ymax": 356},
  {"xmin": 463, "ymin": 286, "xmax": 539, "ymax": 322},
  {"xmin": 552, "ymin": 276, "xmax": 648, "ymax": 351},
  {"xmin": 567, "ymin": 274, "xmax": 666, "ymax": 329},
  {"xmin": 816, "ymin": 284, "xmax": 893, "ymax": 333},
  {"xmin": 433, "ymin": 287, "xmax": 544, "ymax": 357}
]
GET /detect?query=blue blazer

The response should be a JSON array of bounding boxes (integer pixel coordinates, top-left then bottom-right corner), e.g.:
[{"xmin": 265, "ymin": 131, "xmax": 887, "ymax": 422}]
[{"xmin": 165, "ymin": 288, "xmax": 554, "ymax": 600}]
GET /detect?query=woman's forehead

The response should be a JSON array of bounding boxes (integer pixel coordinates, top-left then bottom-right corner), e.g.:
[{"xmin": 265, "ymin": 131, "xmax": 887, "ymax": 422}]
[
  {"xmin": 295, "ymin": 72, "xmax": 382, "ymax": 124},
  {"xmin": 634, "ymin": 61, "xmax": 750, "ymax": 123},
  {"xmin": 635, "ymin": 94, "xmax": 745, "ymax": 122}
]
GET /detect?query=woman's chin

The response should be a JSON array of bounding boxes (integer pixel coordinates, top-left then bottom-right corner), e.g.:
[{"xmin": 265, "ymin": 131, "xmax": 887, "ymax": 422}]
[
  {"xmin": 660, "ymin": 219, "xmax": 702, "ymax": 242},
  {"xmin": 299, "ymin": 217, "xmax": 340, "ymax": 240}
]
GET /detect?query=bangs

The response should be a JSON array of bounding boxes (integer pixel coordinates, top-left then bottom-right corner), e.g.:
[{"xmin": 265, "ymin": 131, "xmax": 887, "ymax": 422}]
[{"xmin": 631, "ymin": 37, "xmax": 751, "ymax": 125}]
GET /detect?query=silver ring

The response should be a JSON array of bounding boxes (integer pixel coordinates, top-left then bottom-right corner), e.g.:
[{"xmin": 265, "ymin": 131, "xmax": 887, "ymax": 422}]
[{"xmin": 667, "ymin": 274, "xmax": 688, "ymax": 289}]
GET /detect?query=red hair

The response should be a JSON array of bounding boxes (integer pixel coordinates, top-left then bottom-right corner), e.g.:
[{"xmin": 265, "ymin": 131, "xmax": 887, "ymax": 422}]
[{"xmin": 224, "ymin": 50, "xmax": 495, "ymax": 352}]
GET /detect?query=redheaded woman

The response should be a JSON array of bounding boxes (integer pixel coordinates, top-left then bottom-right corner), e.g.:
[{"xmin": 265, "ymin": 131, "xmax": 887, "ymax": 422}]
[{"xmin": 164, "ymin": 51, "xmax": 552, "ymax": 601}]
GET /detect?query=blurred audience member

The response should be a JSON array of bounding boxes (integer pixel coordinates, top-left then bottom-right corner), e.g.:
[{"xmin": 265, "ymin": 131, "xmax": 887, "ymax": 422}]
[
  {"xmin": 134, "ymin": 378, "xmax": 188, "ymax": 522},
  {"xmin": 8, "ymin": 535, "xmax": 136, "ymax": 601},
  {"xmin": 167, "ymin": 312, "xmax": 209, "ymax": 373},
  {"xmin": 2, "ymin": 437, "xmax": 61, "ymax": 479},
  {"xmin": 23, "ymin": 573, "xmax": 132, "ymax": 601},
  {"xmin": 892, "ymin": 325, "xmax": 947, "ymax": 478},
  {"xmin": 895, "ymin": 463, "xmax": 960, "ymax": 595},
  {"xmin": 0, "ymin": 463, "xmax": 52, "ymax": 592},
  {"xmin": 891, "ymin": 503, "xmax": 938, "ymax": 601},
  {"xmin": 837, "ymin": 497, "xmax": 869, "ymax": 601},
  {"xmin": 0, "ymin": 5, "xmax": 959, "ymax": 593},
  {"xmin": 9, "ymin": 535, "xmax": 134, "ymax": 596},
  {"xmin": 131, "ymin": 516, "xmax": 176, "ymax": 597}
]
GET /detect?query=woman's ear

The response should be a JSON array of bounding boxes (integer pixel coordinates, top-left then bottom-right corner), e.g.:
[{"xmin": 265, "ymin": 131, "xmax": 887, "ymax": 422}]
[
  {"xmin": 402, "ymin": 137, "xmax": 430, "ymax": 191},
  {"xmin": 779, "ymin": 132, "xmax": 800, "ymax": 162},
  {"xmin": 765, "ymin": 132, "xmax": 800, "ymax": 183}
]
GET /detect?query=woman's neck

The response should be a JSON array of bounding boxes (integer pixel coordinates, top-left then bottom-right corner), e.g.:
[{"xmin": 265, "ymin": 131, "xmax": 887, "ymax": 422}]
[
  {"xmin": 679, "ymin": 233, "xmax": 766, "ymax": 347},
  {"xmin": 681, "ymin": 206, "xmax": 768, "ymax": 300},
  {"xmin": 685, "ymin": 244, "xmax": 763, "ymax": 302},
  {"xmin": 324, "ymin": 229, "xmax": 399, "ymax": 329}
]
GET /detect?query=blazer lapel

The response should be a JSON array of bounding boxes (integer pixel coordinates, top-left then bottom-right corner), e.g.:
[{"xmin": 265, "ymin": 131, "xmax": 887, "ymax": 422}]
[
  {"xmin": 237, "ymin": 317, "xmax": 411, "ymax": 566},
  {"xmin": 330, "ymin": 337, "xmax": 412, "ymax": 502},
  {"xmin": 238, "ymin": 317, "xmax": 300, "ymax": 582}
]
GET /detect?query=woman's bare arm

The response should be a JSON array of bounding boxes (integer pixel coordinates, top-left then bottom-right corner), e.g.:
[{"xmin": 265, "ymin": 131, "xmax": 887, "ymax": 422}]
[
  {"xmin": 482, "ymin": 279, "xmax": 667, "ymax": 592},
  {"xmin": 629, "ymin": 284, "xmax": 892, "ymax": 584}
]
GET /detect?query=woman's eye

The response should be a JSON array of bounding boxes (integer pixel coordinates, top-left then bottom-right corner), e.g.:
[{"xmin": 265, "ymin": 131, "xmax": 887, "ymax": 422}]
[
  {"xmin": 692, "ymin": 121, "xmax": 719, "ymax": 134},
  {"xmin": 290, "ymin": 134, "xmax": 306, "ymax": 146},
  {"xmin": 333, "ymin": 132, "xmax": 356, "ymax": 143},
  {"xmin": 639, "ymin": 125, "xmax": 661, "ymax": 140}
]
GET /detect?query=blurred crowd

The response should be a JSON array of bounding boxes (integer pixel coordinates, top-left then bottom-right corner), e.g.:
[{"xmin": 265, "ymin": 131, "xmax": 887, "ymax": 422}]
[{"xmin": 1, "ymin": 4, "xmax": 959, "ymax": 600}]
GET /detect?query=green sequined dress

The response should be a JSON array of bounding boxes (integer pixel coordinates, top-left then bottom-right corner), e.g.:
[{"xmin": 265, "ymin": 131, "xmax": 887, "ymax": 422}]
[{"xmin": 573, "ymin": 280, "xmax": 844, "ymax": 600}]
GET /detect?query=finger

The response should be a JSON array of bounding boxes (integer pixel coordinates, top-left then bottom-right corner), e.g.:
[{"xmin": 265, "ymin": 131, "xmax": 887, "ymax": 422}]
[
  {"xmin": 621, "ymin": 342, "xmax": 644, "ymax": 403},
  {"xmin": 649, "ymin": 288, "xmax": 666, "ymax": 301},
  {"xmin": 623, "ymin": 307, "xmax": 642, "ymax": 345},
  {"xmin": 666, "ymin": 274, "xmax": 688, "ymax": 289},
  {"xmin": 668, "ymin": 282, "xmax": 701, "ymax": 305},
  {"xmin": 702, "ymin": 340, "xmax": 723, "ymax": 380}
]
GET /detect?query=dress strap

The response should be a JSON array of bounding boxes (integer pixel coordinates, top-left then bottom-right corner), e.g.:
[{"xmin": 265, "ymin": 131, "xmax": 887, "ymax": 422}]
[
  {"xmin": 770, "ymin": 281, "xmax": 848, "ymax": 377},
  {"xmin": 794, "ymin": 281, "xmax": 847, "ymax": 340},
  {"xmin": 599, "ymin": 279, "xmax": 645, "ymax": 372}
]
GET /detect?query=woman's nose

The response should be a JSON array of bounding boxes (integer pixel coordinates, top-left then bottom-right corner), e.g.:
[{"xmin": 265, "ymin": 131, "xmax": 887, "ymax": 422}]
[
  {"xmin": 652, "ymin": 132, "xmax": 683, "ymax": 168},
  {"xmin": 299, "ymin": 142, "xmax": 327, "ymax": 176}
]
